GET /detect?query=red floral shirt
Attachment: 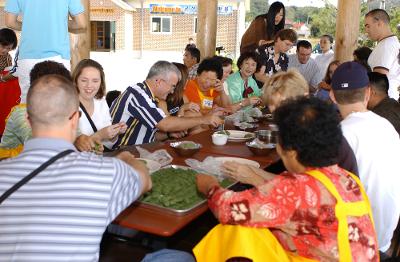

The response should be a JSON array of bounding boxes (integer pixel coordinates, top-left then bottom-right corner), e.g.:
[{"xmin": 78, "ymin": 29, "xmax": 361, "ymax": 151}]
[{"xmin": 208, "ymin": 165, "xmax": 378, "ymax": 261}]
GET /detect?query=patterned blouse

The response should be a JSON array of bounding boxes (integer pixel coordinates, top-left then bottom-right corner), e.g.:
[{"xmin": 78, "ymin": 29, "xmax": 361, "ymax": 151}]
[
  {"xmin": 207, "ymin": 165, "xmax": 378, "ymax": 261},
  {"xmin": 256, "ymin": 42, "xmax": 288, "ymax": 76}
]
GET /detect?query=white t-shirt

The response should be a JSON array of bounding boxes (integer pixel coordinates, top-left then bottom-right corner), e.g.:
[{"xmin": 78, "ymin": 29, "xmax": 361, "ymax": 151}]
[
  {"xmin": 314, "ymin": 50, "xmax": 334, "ymax": 83},
  {"xmin": 368, "ymin": 35, "xmax": 400, "ymax": 99},
  {"xmin": 341, "ymin": 111, "xmax": 400, "ymax": 252},
  {"xmin": 79, "ymin": 98, "xmax": 112, "ymax": 136}
]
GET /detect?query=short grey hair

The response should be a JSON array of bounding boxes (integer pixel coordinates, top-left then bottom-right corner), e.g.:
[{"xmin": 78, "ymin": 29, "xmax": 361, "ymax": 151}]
[{"xmin": 146, "ymin": 61, "xmax": 181, "ymax": 82}]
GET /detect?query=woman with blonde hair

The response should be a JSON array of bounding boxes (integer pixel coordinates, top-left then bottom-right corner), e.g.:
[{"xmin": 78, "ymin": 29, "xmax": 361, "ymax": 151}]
[{"xmin": 262, "ymin": 68, "xmax": 309, "ymax": 112}]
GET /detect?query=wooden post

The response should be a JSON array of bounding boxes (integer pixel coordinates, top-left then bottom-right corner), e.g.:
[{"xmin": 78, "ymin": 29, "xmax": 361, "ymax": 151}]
[
  {"xmin": 197, "ymin": 0, "xmax": 218, "ymax": 58},
  {"xmin": 70, "ymin": 0, "xmax": 90, "ymax": 71},
  {"xmin": 334, "ymin": 0, "xmax": 361, "ymax": 62}
]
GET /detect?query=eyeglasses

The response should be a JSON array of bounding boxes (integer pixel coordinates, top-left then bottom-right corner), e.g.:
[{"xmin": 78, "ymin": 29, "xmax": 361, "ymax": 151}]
[
  {"xmin": 160, "ymin": 79, "xmax": 177, "ymax": 90},
  {"xmin": 68, "ymin": 110, "xmax": 82, "ymax": 120}
]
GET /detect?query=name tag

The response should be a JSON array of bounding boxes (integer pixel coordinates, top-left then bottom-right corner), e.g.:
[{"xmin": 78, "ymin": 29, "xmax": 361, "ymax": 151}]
[{"xmin": 202, "ymin": 98, "xmax": 213, "ymax": 109}]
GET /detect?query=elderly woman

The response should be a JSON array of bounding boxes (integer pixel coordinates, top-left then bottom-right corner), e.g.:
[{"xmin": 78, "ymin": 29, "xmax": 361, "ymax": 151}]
[
  {"xmin": 225, "ymin": 52, "xmax": 262, "ymax": 111},
  {"xmin": 263, "ymin": 69, "xmax": 358, "ymax": 176},
  {"xmin": 194, "ymin": 97, "xmax": 378, "ymax": 262}
]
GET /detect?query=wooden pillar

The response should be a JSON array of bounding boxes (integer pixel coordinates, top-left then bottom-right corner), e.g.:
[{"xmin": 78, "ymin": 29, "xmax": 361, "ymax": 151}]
[
  {"xmin": 70, "ymin": 0, "xmax": 90, "ymax": 71},
  {"xmin": 197, "ymin": 0, "xmax": 218, "ymax": 58},
  {"xmin": 334, "ymin": 0, "xmax": 360, "ymax": 62}
]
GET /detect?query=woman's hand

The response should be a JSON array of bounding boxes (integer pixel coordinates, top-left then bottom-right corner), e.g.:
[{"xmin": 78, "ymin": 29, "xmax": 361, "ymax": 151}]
[
  {"xmin": 95, "ymin": 122, "xmax": 127, "ymax": 141},
  {"xmin": 181, "ymin": 102, "xmax": 200, "ymax": 113},
  {"xmin": 74, "ymin": 134, "xmax": 104, "ymax": 153},
  {"xmin": 222, "ymin": 162, "xmax": 266, "ymax": 187},
  {"xmin": 244, "ymin": 97, "xmax": 261, "ymax": 107},
  {"xmin": 196, "ymin": 173, "xmax": 219, "ymax": 195}
]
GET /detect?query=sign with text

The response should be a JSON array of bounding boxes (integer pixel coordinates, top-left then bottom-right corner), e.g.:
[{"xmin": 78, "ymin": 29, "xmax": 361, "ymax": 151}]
[{"xmin": 149, "ymin": 4, "xmax": 233, "ymax": 15}]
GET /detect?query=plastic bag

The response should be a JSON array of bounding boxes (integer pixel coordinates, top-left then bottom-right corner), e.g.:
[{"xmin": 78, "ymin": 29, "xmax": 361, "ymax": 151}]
[
  {"xmin": 185, "ymin": 156, "xmax": 225, "ymax": 181},
  {"xmin": 136, "ymin": 146, "xmax": 173, "ymax": 167}
]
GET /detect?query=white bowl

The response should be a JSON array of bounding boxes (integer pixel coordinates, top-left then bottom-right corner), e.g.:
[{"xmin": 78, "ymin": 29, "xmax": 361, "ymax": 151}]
[{"xmin": 212, "ymin": 133, "xmax": 228, "ymax": 145}]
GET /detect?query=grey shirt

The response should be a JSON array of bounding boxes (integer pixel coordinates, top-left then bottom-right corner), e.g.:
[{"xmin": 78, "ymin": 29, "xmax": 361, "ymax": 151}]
[{"xmin": 288, "ymin": 54, "xmax": 321, "ymax": 92}]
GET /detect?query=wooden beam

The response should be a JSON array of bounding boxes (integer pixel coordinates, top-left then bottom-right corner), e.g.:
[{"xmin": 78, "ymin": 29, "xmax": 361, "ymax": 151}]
[
  {"xmin": 334, "ymin": 0, "xmax": 361, "ymax": 62},
  {"xmin": 197, "ymin": 0, "xmax": 218, "ymax": 58},
  {"xmin": 70, "ymin": 0, "xmax": 90, "ymax": 71}
]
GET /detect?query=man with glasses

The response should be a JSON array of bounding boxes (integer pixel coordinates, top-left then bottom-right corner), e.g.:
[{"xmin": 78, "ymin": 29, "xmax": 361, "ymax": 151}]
[
  {"xmin": 0, "ymin": 74, "xmax": 151, "ymax": 261},
  {"xmin": 110, "ymin": 61, "xmax": 223, "ymax": 147}
]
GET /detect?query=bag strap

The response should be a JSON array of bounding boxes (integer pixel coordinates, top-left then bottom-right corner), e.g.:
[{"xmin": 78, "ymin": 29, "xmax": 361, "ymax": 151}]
[
  {"xmin": 0, "ymin": 149, "xmax": 74, "ymax": 205},
  {"xmin": 79, "ymin": 102, "xmax": 98, "ymax": 133}
]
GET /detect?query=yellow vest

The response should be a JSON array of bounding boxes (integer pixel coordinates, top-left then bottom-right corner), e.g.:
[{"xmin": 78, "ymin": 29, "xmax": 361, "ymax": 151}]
[{"xmin": 193, "ymin": 170, "xmax": 375, "ymax": 262}]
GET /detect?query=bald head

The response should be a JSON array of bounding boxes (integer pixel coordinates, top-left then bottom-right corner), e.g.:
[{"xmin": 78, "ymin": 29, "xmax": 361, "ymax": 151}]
[{"xmin": 27, "ymin": 75, "xmax": 79, "ymax": 129}]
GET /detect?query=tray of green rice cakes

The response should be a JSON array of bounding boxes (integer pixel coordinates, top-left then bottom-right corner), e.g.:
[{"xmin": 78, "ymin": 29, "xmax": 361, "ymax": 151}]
[{"xmin": 138, "ymin": 165, "xmax": 235, "ymax": 215}]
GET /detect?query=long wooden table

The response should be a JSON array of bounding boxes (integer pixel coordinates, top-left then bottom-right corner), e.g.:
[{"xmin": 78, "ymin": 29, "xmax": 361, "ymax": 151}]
[{"xmin": 112, "ymin": 126, "xmax": 279, "ymax": 237}]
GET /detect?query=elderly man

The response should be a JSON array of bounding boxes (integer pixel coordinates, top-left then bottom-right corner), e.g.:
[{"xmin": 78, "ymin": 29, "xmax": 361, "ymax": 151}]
[
  {"xmin": 365, "ymin": 9, "xmax": 400, "ymax": 100},
  {"xmin": 288, "ymin": 40, "xmax": 321, "ymax": 94},
  {"xmin": 0, "ymin": 75, "xmax": 151, "ymax": 261},
  {"xmin": 329, "ymin": 61, "xmax": 400, "ymax": 253},
  {"xmin": 110, "ymin": 61, "xmax": 222, "ymax": 148}
]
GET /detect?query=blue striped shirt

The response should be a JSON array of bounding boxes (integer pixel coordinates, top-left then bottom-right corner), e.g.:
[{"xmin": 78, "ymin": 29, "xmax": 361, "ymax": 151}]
[
  {"xmin": 0, "ymin": 138, "xmax": 143, "ymax": 261},
  {"xmin": 110, "ymin": 82, "xmax": 166, "ymax": 148}
]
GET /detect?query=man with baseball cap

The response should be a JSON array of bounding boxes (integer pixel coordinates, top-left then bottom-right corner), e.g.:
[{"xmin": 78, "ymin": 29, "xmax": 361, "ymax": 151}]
[{"xmin": 329, "ymin": 61, "xmax": 400, "ymax": 254}]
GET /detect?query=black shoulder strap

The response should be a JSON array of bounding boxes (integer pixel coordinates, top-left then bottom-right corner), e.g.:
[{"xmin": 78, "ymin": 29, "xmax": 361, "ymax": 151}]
[
  {"xmin": 79, "ymin": 102, "xmax": 98, "ymax": 133},
  {"xmin": 0, "ymin": 149, "xmax": 74, "ymax": 205}
]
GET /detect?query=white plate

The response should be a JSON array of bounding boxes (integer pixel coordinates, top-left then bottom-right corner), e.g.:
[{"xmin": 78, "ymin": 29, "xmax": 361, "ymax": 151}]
[
  {"xmin": 214, "ymin": 157, "xmax": 260, "ymax": 168},
  {"xmin": 137, "ymin": 158, "xmax": 162, "ymax": 174},
  {"xmin": 225, "ymin": 130, "xmax": 255, "ymax": 142}
]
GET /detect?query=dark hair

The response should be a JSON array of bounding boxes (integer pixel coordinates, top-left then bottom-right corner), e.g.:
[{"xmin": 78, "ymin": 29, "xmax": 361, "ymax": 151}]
[
  {"xmin": 274, "ymin": 97, "xmax": 342, "ymax": 167},
  {"xmin": 237, "ymin": 52, "xmax": 259, "ymax": 70},
  {"xmin": 324, "ymin": 60, "xmax": 341, "ymax": 85},
  {"xmin": 275, "ymin": 28, "xmax": 298, "ymax": 43},
  {"xmin": 262, "ymin": 1, "xmax": 285, "ymax": 41},
  {"xmin": 366, "ymin": 9, "xmax": 390, "ymax": 24},
  {"xmin": 30, "ymin": 60, "xmax": 71, "ymax": 84},
  {"xmin": 368, "ymin": 72, "xmax": 389, "ymax": 94},
  {"xmin": 296, "ymin": 40, "xmax": 312, "ymax": 50},
  {"xmin": 213, "ymin": 56, "xmax": 233, "ymax": 67},
  {"xmin": 72, "ymin": 59, "xmax": 106, "ymax": 99},
  {"xmin": 185, "ymin": 47, "xmax": 201, "ymax": 63},
  {"xmin": 167, "ymin": 62, "xmax": 188, "ymax": 106},
  {"xmin": 332, "ymin": 88, "xmax": 367, "ymax": 105},
  {"xmin": 197, "ymin": 57, "xmax": 223, "ymax": 80},
  {"xmin": 321, "ymin": 34, "xmax": 333, "ymax": 44},
  {"xmin": 106, "ymin": 90, "xmax": 121, "ymax": 107},
  {"xmin": 0, "ymin": 28, "xmax": 17, "ymax": 49},
  {"xmin": 353, "ymin": 46, "xmax": 372, "ymax": 62}
]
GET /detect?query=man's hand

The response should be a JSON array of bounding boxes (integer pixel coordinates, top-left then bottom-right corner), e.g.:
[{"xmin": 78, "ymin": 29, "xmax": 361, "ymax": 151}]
[
  {"xmin": 203, "ymin": 114, "xmax": 224, "ymax": 127},
  {"xmin": 214, "ymin": 79, "xmax": 224, "ymax": 92},
  {"xmin": 196, "ymin": 174, "xmax": 219, "ymax": 195},
  {"xmin": 116, "ymin": 151, "xmax": 152, "ymax": 193}
]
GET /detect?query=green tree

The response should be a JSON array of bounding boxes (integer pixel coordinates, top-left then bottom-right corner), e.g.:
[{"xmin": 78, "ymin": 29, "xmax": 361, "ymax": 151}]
[
  {"xmin": 389, "ymin": 7, "xmax": 400, "ymax": 39},
  {"xmin": 309, "ymin": 4, "xmax": 337, "ymax": 37},
  {"xmin": 246, "ymin": 0, "xmax": 268, "ymax": 22}
]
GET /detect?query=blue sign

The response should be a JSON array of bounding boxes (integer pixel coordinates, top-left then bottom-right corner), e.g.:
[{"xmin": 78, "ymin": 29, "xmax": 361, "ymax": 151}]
[{"xmin": 149, "ymin": 4, "xmax": 233, "ymax": 16}]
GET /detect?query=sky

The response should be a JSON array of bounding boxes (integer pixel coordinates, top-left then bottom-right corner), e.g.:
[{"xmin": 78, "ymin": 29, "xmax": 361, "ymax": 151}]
[{"xmin": 272, "ymin": 0, "xmax": 338, "ymax": 8}]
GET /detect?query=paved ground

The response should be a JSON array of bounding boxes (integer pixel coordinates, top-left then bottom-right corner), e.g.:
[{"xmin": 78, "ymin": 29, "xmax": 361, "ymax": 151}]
[{"xmin": 90, "ymin": 51, "xmax": 184, "ymax": 93}]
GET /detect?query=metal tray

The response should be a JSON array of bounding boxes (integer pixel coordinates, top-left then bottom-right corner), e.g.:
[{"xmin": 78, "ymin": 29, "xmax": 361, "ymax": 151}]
[{"xmin": 137, "ymin": 165, "xmax": 235, "ymax": 216}]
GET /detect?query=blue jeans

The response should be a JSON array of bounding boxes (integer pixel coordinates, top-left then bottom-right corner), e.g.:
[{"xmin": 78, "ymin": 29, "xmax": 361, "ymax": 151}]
[{"xmin": 141, "ymin": 249, "xmax": 195, "ymax": 262}]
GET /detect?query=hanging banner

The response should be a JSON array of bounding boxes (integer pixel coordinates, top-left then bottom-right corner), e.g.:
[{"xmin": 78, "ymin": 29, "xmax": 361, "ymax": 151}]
[{"xmin": 149, "ymin": 4, "xmax": 233, "ymax": 15}]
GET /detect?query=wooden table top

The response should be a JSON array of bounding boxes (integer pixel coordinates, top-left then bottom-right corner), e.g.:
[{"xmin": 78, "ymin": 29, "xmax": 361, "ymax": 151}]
[{"xmin": 112, "ymin": 123, "xmax": 279, "ymax": 237}]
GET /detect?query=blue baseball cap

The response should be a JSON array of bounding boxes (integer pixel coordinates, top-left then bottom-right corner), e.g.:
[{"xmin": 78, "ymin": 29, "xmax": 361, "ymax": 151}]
[{"xmin": 331, "ymin": 61, "xmax": 369, "ymax": 90}]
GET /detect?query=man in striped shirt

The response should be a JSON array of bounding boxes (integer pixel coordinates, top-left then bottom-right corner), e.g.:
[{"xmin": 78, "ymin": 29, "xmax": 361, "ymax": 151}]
[
  {"xmin": 110, "ymin": 61, "xmax": 223, "ymax": 148},
  {"xmin": 0, "ymin": 75, "xmax": 151, "ymax": 261}
]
